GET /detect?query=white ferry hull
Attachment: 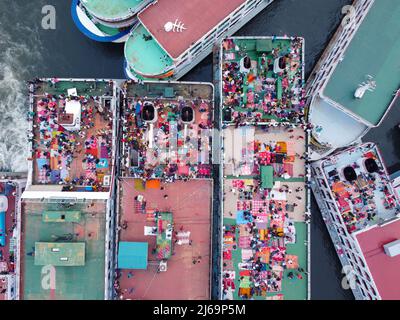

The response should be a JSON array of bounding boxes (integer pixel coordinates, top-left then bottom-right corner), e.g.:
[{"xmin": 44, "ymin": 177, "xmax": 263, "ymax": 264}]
[{"xmin": 71, "ymin": 0, "xmax": 131, "ymax": 43}]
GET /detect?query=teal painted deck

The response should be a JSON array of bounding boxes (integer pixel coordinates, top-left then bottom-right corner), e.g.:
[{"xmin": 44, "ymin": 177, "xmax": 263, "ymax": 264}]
[
  {"xmin": 223, "ymin": 218, "xmax": 308, "ymax": 300},
  {"xmin": 125, "ymin": 24, "xmax": 173, "ymax": 75},
  {"xmin": 222, "ymin": 37, "xmax": 305, "ymax": 123},
  {"xmin": 22, "ymin": 202, "xmax": 106, "ymax": 300},
  {"xmin": 324, "ymin": 0, "xmax": 400, "ymax": 126},
  {"xmin": 83, "ymin": 0, "xmax": 144, "ymax": 20}
]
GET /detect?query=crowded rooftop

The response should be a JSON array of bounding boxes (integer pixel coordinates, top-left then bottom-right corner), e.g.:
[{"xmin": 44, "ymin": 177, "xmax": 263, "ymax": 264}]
[
  {"xmin": 222, "ymin": 126, "xmax": 309, "ymax": 300},
  {"xmin": 221, "ymin": 37, "xmax": 306, "ymax": 125},
  {"xmin": 121, "ymin": 82, "xmax": 214, "ymax": 181},
  {"xmin": 321, "ymin": 143, "xmax": 400, "ymax": 233},
  {"xmin": 29, "ymin": 79, "xmax": 115, "ymax": 192}
]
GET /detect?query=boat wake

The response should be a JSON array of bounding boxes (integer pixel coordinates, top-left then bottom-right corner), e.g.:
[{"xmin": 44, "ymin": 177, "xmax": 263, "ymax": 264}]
[
  {"xmin": 0, "ymin": 8, "xmax": 43, "ymax": 172},
  {"xmin": 0, "ymin": 62, "xmax": 29, "ymax": 172}
]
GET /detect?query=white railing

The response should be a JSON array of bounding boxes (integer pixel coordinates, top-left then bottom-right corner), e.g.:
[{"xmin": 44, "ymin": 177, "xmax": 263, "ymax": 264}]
[{"xmin": 175, "ymin": 0, "xmax": 274, "ymax": 75}]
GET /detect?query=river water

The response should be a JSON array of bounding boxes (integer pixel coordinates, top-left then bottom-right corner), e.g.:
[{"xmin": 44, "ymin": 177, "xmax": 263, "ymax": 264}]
[{"xmin": 4, "ymin": 0, "xmax": 395, "ymax": 299}]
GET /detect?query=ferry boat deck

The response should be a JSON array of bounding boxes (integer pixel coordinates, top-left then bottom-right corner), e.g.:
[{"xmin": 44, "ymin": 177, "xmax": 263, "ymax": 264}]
[
  {"xmin": 82, "ymin": 0, "xmax": 146, "ymax": 21},
  {"xmin": 222, "ymin": 126, "xmax": 309, "ymax": 300},
  {"xmin": 220, "ymin": 37, "xmax": 310, "ymax": 300},
  {"xmin": 320, "ymin": 143, "xmax": 399, "ymax": 234},
  {"xmin": 322, "ymin": 0, "xmax": 400, "ymax": 127},
  {"xmin": 120, "ymin": 82, "xmax": 214, "ymax": 180},
  {"xmin": 221, "ymin": 37, "xmax": 305, "ymax": 124},
  {"xmin": 355, "ymin": 219, "xmax": 400, "ymax": 300},
  {"xmin": 139, "ymin": 0, "xmax": 246, "ymax": 60},
  {"xmin": 308, "ymin": 0, "xmax": 400, "ymax": 156},
  {"xmin": 124, "ymin": 0, "xmax": 274, "ymax": 79},
  {"xmin": 309, "ymin": 97, "xmax": 368, "ymax": 149},
  {"xmin": 115, "ymin": 81, "xmax": 214, "ymax": 300},
  {"xmin": 128, "ymin": 0, "xmax": 237, "ymax": 79},
  {"xmin": 124, "ymin": 24, "xmax": 174, "ymax": 77},
  {"xmin": 20, "ymin": 199, "xmax": 107, "ymax": 300},
  {"xmin": 29, "ymin": 80, "xmax": 115, "ymax": 192},
  {"xmin": 116, "ymin": 179, "xmax": 212, "ymax": 299}
]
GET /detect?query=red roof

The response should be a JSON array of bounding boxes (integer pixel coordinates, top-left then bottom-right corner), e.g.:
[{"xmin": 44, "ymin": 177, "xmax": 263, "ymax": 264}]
[
  {"xmin": 356, "ymin": 220, "xmax": 400, "ymax": 299},
  {"xmin": 138, "ymin": 0, "xmax": 247, "ymax": 59}
]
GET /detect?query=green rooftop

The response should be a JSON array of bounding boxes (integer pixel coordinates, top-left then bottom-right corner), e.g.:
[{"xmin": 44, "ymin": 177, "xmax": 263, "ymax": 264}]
[
  {"xmin": 34, "ymin": 242, "xmax": 86, "ymax": 266},
  {"xmin": 223, "ymin": 218, "xmax": 308, "ymax": 300},
  {"xmin": 324, "ymin": 0, "xmax": 400, "ymax": 126},
  {"xmin": 82, "ymin": 0, "xmax": 145, "ymax": 20},
  {"xmin": 22, "ymin": 201, "xmax": 106, "ymax": 300},
  {"xmin": 125, "ymin": 24, "xmax": 174, "ymax": 76}
]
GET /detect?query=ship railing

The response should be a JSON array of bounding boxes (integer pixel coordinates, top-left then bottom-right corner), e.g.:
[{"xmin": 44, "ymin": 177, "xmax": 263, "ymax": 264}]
[
  {"xmin": 81, "ymin": 0, "xmax": 153, "ymax": 25},
  {"xmin": 310, "ymin": 179, "xmax": 367, "ymax": 300},
  {"xmin": 14, "ymin": 182, "xmax": 24, "ymax": 300},
  {"xmin": 103, "ymin": 82, "xmax": 119, "ymax": 300},
  {"xmin": 175, "ymin": 0, "xmax": 272, "ymax": 74},
  {"xmin": 306, "ymin": 0, "xmax": 374, "ymax": 99}
]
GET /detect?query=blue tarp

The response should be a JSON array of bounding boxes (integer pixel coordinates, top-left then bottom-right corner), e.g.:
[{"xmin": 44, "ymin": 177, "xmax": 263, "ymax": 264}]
[
  {"xmin": 236, "ymin": 210, "xmax": 252, "ymax": 225},
  {"xmin": 96, "ymin": 158, "xmax": 109, "ymax": 169},
  {"xmin": 118, "ymin": 242, "xmax": 148, "ymax": 269},
  {"xmin": 36, "ymin": 158, "xmax": 48, "ymax": 169}
]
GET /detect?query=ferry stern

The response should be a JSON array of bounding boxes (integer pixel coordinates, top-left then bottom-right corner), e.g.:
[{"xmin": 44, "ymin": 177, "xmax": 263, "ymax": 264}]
[{"xmin": 71, "ymin": 0, "xmax": 152, "ymax": 43}]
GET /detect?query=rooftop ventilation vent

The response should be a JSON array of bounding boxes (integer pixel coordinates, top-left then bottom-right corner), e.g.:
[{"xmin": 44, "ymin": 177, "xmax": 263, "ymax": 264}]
[
  {"xmin": 383, "ymin": 239, "xmax": 400, "ymax": 257},
  {"xmin": 243, "ymin": 56, "xmax": 251, "ymax": 69},
  {"xmin": 343, "ymin": 166, "xmax": 357, "ymax": 182},
  {"xmin": 223, "ymin": 108, "xmax": 232, "ymax": 122},
  {"xmin": 141, "ymin": 103, "xmax": 156, "ymax": 122},
  {"xmin": 181, "ymin": 106, "xmax": 194, "ymax": 124},
  {"xmin": 364, "ymin": 158, "xmax": 379, "ymax": 173}
]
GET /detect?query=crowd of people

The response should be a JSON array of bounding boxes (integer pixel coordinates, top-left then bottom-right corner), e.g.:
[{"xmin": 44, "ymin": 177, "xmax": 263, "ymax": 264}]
[
  {"xmin": 327, "ymin": 148, "xmax": 399, "ymax": 233},
  {"xmin": 222, "ymin": 178, "xmax": 307, "ymax": 300},
  {"xmin": 121, "ymin": 97, "xmax": 214, "ymax": 181},
  {"xmin": 31, "ymin": 92, "xmax": 113, "ymax": 190},
  {"xmin": 222, "ymin": 37, "xmax": 306, "ymax": 126}
]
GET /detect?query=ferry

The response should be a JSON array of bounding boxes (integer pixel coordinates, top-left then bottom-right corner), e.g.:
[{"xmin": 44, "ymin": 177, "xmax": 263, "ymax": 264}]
[
  {"xmin": 311, "ymin": 143, "xmax": 400, "ymax": 300},
  {"xmin": 114, "ymin": 81, "xmax": 215, "ymax": 299},
  {"xmin": 0, "ymin": 173, "xmax": 26, "ymax": 300},
  {"xmin": 124, "ymin": 0, "xmax": 275, "ymax": 81},
  {"xmin": 305, "ymin": 0, "xmax": 400, "ymax": 160},
  {"xmin": 21, "ymin": 79, "xmax": 119, "ymax": 299},
  {"xmin": 218, "ymin": 36, "xmax": 311, "ymax": 300},
  {"xmin": 71, "ymin": 0, "xmax": 153, "ymax": 43}
]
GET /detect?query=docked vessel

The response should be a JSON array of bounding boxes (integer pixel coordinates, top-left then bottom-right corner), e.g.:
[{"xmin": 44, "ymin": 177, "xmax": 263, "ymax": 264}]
[
  {"xmin": 71, "ymin": 0, "xmax": 153, "ymax": 43},
  {"xmin": 306, "ymin": 0, "xmax": 400, "ymax": 160},
  {"xmin": 0, "ymin": 174, "xmax": 26, "ymax": 300},
  {"xmin": 218, "ymin": 36, "xmax": 311, "ymax": 300},
  {"xmin": 114, "ymin": 81, "xmax": 215, "ymax": 299},
  {"xmin": 21, "ymin": 79, "xmax": 119, "ymax": 299},
  {"xmin": 124, "ymin": 0, "xmax": 275, "ymax": 81},
  {"xmin": 311, "ymin": 143, "xmax": 400, "ymax": 300}
]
